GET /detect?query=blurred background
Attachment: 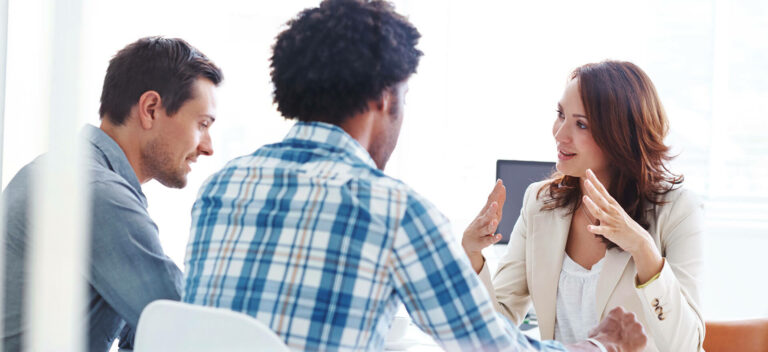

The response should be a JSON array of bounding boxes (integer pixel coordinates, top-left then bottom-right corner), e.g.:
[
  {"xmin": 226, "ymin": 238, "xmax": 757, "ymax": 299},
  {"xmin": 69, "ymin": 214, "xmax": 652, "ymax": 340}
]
[{"xmin": 2, "ymin": 0, "xmax": 766, "ymax": 326}]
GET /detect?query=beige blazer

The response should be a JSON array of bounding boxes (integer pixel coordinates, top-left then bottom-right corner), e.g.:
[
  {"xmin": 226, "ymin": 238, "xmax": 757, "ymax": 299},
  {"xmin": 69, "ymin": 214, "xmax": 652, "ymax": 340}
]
[{"xmin": 478, "ymin": 181, "xmax": 705, "ymax": 352}]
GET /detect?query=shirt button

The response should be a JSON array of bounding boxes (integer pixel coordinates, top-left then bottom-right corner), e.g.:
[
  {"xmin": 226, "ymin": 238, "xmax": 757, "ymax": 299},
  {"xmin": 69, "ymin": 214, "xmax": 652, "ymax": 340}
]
[
  {"xmin": 654, "ymin": 306, "xmax": 663, "ymax": 315},
  {"xmin": 658, "ymin": 313, "xmax": 665, "ymax": 321},
  {"xmin": 652, "ymin": 298, "xmax": 660, "ymax": 307}
]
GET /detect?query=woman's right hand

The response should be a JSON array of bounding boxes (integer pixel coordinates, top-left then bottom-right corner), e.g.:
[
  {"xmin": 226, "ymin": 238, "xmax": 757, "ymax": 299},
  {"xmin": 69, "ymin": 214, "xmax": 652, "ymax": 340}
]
[{"xmin": 462, "ymin": 179, "xmax": 506, "ymax": 273}]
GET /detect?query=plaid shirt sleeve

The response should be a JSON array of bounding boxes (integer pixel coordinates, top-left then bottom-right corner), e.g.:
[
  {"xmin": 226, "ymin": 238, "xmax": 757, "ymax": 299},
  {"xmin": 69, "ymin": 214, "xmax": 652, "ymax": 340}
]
[{"xmin": 390, "ymin": 191, "xmax": 567, "ymax": 352}]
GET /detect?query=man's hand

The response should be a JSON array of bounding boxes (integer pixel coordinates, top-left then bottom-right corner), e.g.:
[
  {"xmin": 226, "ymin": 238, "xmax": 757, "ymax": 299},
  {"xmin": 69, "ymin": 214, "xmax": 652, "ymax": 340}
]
[
  {"xmin": 566, "ymin": 307, "xmax": 647, "ymax": 352},
  {"xmin": 590, "ymin": 306, "xmax": 648, "ymax": 351}
]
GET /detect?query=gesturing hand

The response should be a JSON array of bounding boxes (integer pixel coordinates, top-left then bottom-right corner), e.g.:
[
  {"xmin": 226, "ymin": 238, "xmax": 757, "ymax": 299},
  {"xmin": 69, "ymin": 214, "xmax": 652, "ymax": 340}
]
[
  {"xmin": 581, "ymin": 169, "xmax": 650, "ymax": 255},
  {"xmin": 588, "ymin": 306, "xmax": 648, "ymax": 352},
  {"xmin": 462, "ymin": 180, "xmax": 505, "ymax": 271},
  {"xmin": 582, "ymin": 169, "xmax": 665, "ymax": 283}
]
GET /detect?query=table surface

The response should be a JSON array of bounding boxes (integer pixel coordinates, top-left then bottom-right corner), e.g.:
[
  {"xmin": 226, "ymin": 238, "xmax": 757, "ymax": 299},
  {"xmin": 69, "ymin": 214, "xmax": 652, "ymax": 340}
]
[{"xmin": 385, "ymin": 320, "xmax": 541, "ymax": 351}]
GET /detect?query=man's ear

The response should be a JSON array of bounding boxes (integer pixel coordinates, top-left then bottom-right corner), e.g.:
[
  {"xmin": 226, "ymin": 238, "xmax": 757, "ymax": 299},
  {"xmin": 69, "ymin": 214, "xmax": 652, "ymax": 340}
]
[
  {"xmin": 137, "ymin": 90, "xmax": 162, "ymax": 130},
  {"xmin": 375, "ymin": 89, "xmax": 393, "ymax": 114}
]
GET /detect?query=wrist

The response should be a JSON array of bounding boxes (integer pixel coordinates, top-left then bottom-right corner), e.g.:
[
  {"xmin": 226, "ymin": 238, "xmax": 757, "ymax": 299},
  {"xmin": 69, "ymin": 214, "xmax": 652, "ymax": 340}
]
[
  {"xmin": 590, "ymin": 336, "xmax": 618, "ymax": 352},
  {"xmin": 467, "ymin": 252, "xmax": 485, "ymax": 273},
  {"xmin": 628, "ymin": 234, "xmax": 655, "ymax": 259},
  {"xmin": 626, "ymin": 226, "xmax": 651, "ymax": 255},
  {"xmin": 565, "ymin": 340, "xmax": 615, "ymax": 352},
  {"xmin": 632, "ymin": 240, "xmax": 663, "ymax": 284}
]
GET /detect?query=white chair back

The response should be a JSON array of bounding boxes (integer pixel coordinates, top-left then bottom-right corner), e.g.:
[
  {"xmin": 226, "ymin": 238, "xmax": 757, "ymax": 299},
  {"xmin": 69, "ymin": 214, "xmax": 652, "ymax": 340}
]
[{"xmin": 133, "ymin": 300, "xmax": 290, "ymax": 352}]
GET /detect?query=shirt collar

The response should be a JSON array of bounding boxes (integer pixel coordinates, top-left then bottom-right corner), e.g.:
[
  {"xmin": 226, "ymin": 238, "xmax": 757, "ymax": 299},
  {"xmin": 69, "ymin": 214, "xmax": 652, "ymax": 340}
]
[
  {"xmin": 284, "ymin": 122, "xmax": 379, "ymax": 169},
  {"xmin": 82, "ymin": 125, "xmax": 145, "ymax": 201}
]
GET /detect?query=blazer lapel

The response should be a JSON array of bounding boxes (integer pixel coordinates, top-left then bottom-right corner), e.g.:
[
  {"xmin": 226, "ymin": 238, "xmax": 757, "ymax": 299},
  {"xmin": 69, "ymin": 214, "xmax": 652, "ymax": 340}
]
[
  {"xmin": 529, "ymin": 207, "xmax": 570, "ymax": 340},
  {"xmin": 595, "ymin": 248, "xmax": 632, "ymax": 319}
]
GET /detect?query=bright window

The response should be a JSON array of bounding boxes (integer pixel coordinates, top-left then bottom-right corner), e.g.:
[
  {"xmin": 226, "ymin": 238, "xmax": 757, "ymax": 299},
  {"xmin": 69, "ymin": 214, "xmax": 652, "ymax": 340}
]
[{"xmin": 4, "ymin": 0, "xmax": 766, "ymax": 322}]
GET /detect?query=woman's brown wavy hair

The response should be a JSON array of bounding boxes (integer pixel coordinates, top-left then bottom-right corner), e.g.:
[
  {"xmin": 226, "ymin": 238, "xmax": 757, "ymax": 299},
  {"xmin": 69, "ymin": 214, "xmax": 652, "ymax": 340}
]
[{"xmin": 538, "ymin": 60, "xmax": 683, "ymax": 248}]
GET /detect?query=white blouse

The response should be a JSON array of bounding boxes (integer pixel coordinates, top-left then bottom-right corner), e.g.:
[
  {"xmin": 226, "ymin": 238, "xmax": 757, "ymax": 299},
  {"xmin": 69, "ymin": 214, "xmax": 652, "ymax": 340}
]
[{"xmin": 553, "ymin": 254, "xmax": 605, "ymax": 344}]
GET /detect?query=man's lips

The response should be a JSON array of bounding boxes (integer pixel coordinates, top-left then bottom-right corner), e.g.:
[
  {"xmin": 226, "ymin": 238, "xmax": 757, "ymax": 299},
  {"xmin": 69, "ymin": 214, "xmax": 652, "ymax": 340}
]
[{"xmin": 185, "ymin": 156, "xmax": 199, "ymax": 170}]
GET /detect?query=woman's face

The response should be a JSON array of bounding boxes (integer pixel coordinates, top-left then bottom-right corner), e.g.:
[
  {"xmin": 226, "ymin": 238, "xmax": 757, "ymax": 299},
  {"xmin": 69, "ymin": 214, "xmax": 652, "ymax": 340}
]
[{"xmin": 553, "ymin": 78, "xmax": 608, "ymax": 179}]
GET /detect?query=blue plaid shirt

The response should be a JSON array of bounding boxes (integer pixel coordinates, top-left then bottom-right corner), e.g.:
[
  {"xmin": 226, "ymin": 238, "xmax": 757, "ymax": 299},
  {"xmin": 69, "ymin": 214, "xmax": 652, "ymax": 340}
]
[{"xmin": 183, "ymin": 122, "xmax": 566, "ymax": 351}]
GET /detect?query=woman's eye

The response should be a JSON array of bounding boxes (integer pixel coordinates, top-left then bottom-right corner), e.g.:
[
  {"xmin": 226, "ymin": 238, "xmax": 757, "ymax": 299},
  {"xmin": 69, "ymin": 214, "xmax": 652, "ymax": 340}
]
[
  {"xmin": 577, "ymin": 121, "xmax": 587, "ymax": 129},
  {"xmin": 556, "ymin": 110, "xmax": 564, "ymax": 119}
]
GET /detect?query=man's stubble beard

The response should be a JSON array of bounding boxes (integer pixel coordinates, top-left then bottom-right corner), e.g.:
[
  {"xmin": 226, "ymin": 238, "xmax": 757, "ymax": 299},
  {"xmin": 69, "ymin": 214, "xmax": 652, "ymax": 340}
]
[{"xmin": 142, "ymin": 137, "xmax": 189, "ymax": 189}]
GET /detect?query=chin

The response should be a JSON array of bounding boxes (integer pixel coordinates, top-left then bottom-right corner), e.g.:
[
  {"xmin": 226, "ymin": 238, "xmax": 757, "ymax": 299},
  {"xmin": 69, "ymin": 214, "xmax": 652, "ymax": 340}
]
[
  {"xmin": 555, "ymin": 162, "xmax": 570, "ymax": 175},
  {"xmin": 156, "ymin": 173, "xmax": 188, "ymax": 189},
  {"xmin": 556, "ymin": 164, "xmax": 583, "ymax": 179}
]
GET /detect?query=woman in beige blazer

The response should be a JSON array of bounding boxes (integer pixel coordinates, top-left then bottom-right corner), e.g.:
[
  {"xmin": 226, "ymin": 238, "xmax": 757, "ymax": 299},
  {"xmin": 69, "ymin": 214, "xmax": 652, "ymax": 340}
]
[{"xmin": 463, "ymin": 61, "xmax": 705, "ymax": 352}]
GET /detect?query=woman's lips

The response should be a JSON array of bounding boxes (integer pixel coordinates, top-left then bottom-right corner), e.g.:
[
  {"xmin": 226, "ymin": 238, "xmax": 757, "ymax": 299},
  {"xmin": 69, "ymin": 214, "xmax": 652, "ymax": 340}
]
[{"xmin": 558, "ymin": 150, "xmax": 576, "ymax": 160}]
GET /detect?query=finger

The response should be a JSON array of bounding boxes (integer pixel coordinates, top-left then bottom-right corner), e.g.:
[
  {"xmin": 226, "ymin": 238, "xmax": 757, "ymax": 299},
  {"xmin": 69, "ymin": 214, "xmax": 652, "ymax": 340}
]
[
  {"xmin": 495, "ymin": 183, "xmax": 506, "ymax": 218},
  {"xmin": 584, "ymin": 179, "xmax": 613, "ymax": 211},
  {"xmin": 485, "ymin": 202, "xmax": 500, "ymax": 224},
  {"xmin": 486, "ymin": 179, "xmax": 504, "ymax": 202},
  {"xmin": 489, "ymin": 180, "xmax": 506, "ymax": 214},
  {"xmin": 484, "ymin": 234, "xmax": 502, "ymax": 246},
  {"xmin": 586, "ymin": 224, "xmax": 613, "ymax": 237},
  {"xmin": 470, "ymin": 203, "xmax": 498, "ymax": 237},
  {"xmin": 621, "ymin": 310, "xmax": 637, "ymax": 325},
  {"xmin": 487, "ymin": 201, "xmax": 505, "ymax": 229},
  {"xmin": 582, "ymin": 195, "xmax": 604, "ymax": 221},
  {"xmin": 480, "ymin": 180, "xmax": 505, "ymax": 215},
  {"xmin": 586, "ymin": 169, "xmax": 618, "ymax": 206},
  {"xmin": 608, "ymin": 306, "xmax": 627, "ymax": 318},
  {"xmin": 486, "ymin": 219, "xmax": 498, "ymax": 234}
]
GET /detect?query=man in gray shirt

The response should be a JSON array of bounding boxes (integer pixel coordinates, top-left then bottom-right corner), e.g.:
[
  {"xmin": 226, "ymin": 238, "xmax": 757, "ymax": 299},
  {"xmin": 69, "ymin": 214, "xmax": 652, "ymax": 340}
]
[{"xmin": 2, "ymin": 37, "xmax": 222, "ymax": 352}]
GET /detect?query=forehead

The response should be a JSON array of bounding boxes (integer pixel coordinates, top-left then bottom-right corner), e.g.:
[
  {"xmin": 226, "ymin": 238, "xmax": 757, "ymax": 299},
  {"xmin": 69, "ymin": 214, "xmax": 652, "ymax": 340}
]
[
  {"xmin": 560, "ymin": 78, "xmax": 584, "ymax": 112},
  {"xmin": 182, "ymin": 78, "xmax": 217, "ymax": 111}
]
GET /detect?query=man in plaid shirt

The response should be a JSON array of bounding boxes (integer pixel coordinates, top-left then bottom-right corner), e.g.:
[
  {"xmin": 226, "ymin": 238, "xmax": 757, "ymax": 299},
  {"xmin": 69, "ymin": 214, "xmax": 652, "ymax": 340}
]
[{"xmin": 182, "ymin": 0, "xmax": 647, "ymax": 351}]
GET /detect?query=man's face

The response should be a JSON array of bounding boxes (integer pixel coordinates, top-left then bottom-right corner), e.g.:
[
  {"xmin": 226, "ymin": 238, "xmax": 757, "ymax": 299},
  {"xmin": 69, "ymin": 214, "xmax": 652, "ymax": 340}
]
[
  {"xmin": 142, "ymin": 78, "xmax": 217, "ymax": 188},
  {"xmin": 370, "ymin": 81, "xmax": 408, "ymax": 170}
]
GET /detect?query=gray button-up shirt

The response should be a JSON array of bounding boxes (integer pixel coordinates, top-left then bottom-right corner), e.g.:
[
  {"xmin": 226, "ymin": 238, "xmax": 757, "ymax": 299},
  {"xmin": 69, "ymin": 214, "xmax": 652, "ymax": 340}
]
[{"xmin": 3, "ymin": 125, "xmax": 182, "ymax": 352}]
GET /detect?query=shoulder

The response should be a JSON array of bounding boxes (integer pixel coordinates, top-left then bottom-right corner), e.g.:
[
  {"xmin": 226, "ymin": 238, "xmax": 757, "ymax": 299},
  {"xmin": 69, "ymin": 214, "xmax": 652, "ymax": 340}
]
[
  {"xmin": 521, "ymin": 180, "xmax": 553, "ymax": 211},
  {"xmin": 362, "ymin": 174, "xmax": 450, "ymax": 231},
  {"xmin": 650, "ymin": 185, "xmax": 705, "ymax": 243},
  {"xmin": 89, "ymin": 178, "xmax": 158, "ymax": 244},
  {"xmin": 89, "ymin": 175, "xmax": 144, "ymax": 208},
  {"xmin": 88, "ymin": 169, "xmax": 153, "ymax": 232},
  {"xmin": 2, "ymin": 158, "xmax": 40, "ymax": 201},
  {"xmin": 654, "ymin": 185, "xmax": 703, "ymax": 219},
  {"xmin": 357, "ymin": 171, "xmax": 438, "ymax": 217},
  {"xmin": 192, "ymin": 153, "xmax": 265, "ymax": 201}
]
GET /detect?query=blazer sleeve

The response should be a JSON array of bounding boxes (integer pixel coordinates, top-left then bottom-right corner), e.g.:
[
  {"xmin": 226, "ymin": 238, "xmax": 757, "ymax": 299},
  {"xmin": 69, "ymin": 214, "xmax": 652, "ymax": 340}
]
[
  {"xmin": 634, "ymin": 188, "xmax": 706, "ymax": 352},
  {"xmin": 478, "ymin": 182, "xmax": 538, "ymax": 325}
]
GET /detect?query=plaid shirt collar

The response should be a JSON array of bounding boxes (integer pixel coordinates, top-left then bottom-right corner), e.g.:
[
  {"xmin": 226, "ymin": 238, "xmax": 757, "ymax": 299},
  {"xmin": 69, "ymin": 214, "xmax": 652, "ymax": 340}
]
[{"xmin": 284, "ymin": 121, "xmax": 378, "ymax": 170}]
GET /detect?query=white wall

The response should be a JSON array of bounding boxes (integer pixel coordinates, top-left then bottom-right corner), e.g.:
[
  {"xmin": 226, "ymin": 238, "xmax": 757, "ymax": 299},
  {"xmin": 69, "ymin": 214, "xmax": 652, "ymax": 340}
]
[{"xmin": 3, "ymin": 0, "xmax": 767, "ymax": 323}]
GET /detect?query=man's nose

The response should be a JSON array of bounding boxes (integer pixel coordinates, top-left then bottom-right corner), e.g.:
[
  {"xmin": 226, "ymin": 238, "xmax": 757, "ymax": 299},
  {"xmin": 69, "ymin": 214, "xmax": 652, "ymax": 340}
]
[{"xmin": 198, "ymin": 133, "xmax": 213, "ymax": 156}]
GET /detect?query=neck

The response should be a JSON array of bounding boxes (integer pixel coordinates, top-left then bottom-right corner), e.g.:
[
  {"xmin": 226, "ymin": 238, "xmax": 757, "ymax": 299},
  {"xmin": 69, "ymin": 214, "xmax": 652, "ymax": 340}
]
[
  {"xmin": 579, "ymin": 169, "xmax": 611, "ymax": 194},
  {"xmin": 100, "ymin": 119, "xmax": 150, "ymax": 184},
  {"xmin": 339, "ymin": 110, "xmax": 377, "ymax": 152}
]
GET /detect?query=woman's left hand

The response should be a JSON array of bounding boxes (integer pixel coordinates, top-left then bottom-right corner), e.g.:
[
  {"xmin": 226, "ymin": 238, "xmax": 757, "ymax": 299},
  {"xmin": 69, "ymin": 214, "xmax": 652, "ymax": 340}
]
[
  {"xmin": 582, "ymin": 169, "xmax": 664, "ymax": 283},
  {"xmin": 581, "ymin": 169, "xmax": 650, "ymax": 254}
]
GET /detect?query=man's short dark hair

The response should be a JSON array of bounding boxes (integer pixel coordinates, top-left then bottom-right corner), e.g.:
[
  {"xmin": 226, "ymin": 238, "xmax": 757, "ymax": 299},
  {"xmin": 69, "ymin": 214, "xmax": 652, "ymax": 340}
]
[
  {"xmin": 99, "ymin": 36, "xmax": 223, "ymax": 125},
  {"xmin": 271, "ymin": 0, "xmax": 422, "ymax": 124}
]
